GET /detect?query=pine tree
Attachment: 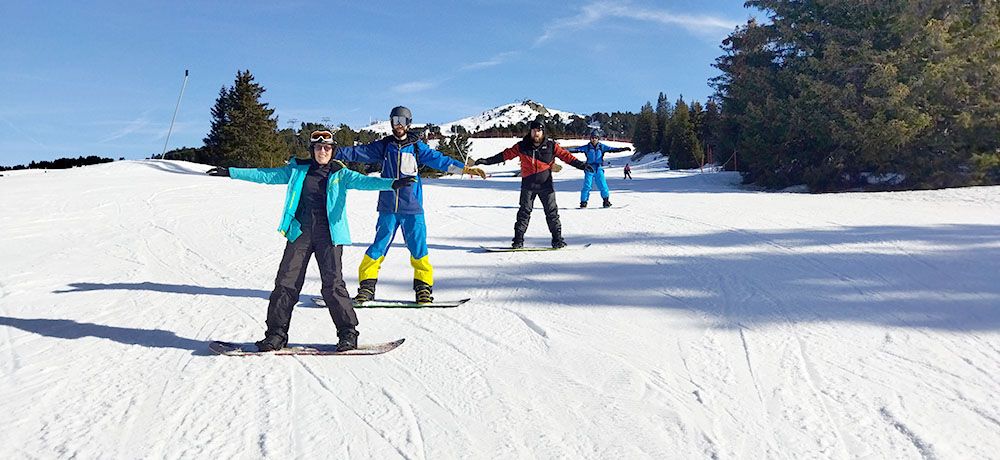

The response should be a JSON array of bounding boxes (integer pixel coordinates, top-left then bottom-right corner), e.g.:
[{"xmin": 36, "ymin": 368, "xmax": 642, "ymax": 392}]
[
  {"xmin": 632, "ymin": 102, "xmax": 658, "ymax": 154},
  {"xmin": 701, "ymin": 100, "xmax": 721, "ymax": 163},
  {"xmin": 203, "ymin": 70, "xmax": 285, "ymax": 167},
  {"xmin": 203, "ymin": 86, "xmax": 234, "ymax": 166},
  {"xmin": 715, "ymin": 1, "xmax": 1000, "ymax": 190},
  {"xmin": 334, "ymin": 124, "xmax": 355, "ymax": 150},
  {"xmin": 655, "ymin": 92, "xmax": 671, "ymax": 153},
  {"xmin": 668, "ymin": 98, "xmax": 702, "ymax": 169}
]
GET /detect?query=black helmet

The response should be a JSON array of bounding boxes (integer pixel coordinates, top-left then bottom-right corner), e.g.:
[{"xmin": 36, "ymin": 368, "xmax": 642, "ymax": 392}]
[
  {"xmin": 390, "ymin": 106, "xmax": 412, "ymax": 126},
  {"xmin": 528, "ymin": 120, "xmax": 544, "ymax": 131}
]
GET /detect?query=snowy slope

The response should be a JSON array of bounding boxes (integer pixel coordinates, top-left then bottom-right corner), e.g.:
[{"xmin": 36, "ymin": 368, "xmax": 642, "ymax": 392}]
[
  {"xmin": 1, "ymin": 143, "xmax": 999, "ymax": 460},
  {"xmin": 356, "ymin": 100, "xmax": 581, "ymax": 137}
]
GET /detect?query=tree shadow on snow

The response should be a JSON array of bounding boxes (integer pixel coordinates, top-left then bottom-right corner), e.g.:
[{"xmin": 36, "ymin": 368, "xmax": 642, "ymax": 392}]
[
  {"xmin": 54, "ymin": 281, "xmax": 272, "ymax": 299},
  {"xmin": 429, "ymin": 223, "xmax": 1000, "ymax": 331},
  {"xmin": 424, "ymin": 169, "xmax": 743, "ymax": 195},
  {"xmin": 52, "ymin": 280, "xmax": 344, "ymax": 308},
  {"xmin": 52, "ymin": 281, "xmax": 312, "ymax": 307},
  {"xmin": 0, "ymin": 316, "xmax": 209, "ymax": 355},
  {"xmin": 135, "ymin": 160, "xmax": 209, "ymax": 176}
]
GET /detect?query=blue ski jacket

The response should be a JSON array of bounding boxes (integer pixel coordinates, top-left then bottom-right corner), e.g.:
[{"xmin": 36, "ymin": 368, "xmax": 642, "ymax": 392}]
[
  {"xmin": 335, "ymin": 132, "xmax": 465, "ymax": 214},
  {"xmin": 567, "ymin": 142, "xmax": 628, "ymax": 167},
  {"xmin": 229, "ymin": 158, "xmax": 395, "ymax": 244}
]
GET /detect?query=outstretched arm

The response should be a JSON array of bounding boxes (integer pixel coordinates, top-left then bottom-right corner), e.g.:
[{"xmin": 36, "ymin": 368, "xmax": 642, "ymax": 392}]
[
  {"xmin": 227, "ymin": 165, "xmax": 294, "ymax": 184},
  {"xmin": 602, "ymin": 143, "xmax": 631, "ymax": 153},
  {"xmin": 553, "ymin": 144, "xmax": 589, "ymax": 171},
  {"xmin": 414, "ymin": 142, "xmax": 487, "ymax": 179},
  {"xmin": 474, "ymin": 145, "xmax": 519, "ymax": 166},
  {"xmin": 415, "ymin": 141, "xmax": 464, "ymax": 173},
  {"xmin": 335, "ymin": 140, "xmax": 385, "ymax": 164},
  {"xmin": 339, "ymin": 167, "xmax": 397, "ymax": 191}
]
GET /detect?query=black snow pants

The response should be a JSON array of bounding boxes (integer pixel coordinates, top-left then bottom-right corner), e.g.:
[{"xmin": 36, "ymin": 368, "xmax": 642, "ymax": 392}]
[
  {"xmin": 514, "ymin": 188, "xmax": 562, "ymax": 243},
  {"xmin": 265, "ymin": 224, "xmax": 358, "ymax": 341}
]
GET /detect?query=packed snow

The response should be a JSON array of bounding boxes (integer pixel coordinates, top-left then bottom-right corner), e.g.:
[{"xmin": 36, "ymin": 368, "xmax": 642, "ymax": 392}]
[{"xmin": 1, "ymin": 139, "xmax": 999, "ymax": 459}]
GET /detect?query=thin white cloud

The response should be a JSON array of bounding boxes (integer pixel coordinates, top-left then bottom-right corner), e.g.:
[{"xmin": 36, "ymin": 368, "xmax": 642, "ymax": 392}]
[
  {"xmin": 536, "ymin": 1, "xmax": 742, "ymax": 46},
  {"xmin": 0, "ymin": 115, "xmax": 48, "ymax": 149},
  {"xmin": 392, "ymin": 80, "xmax": 437, "ymax": 94},
  {"xmin": 460, "ymin": 51, "xmax": 519, "ymax": 71},
  {"xmin": 100, "ymin": 115, "xmax": 153, "ymax": 143},
  {"xmin": 391, "ymin": 51, "xmax": 518, "ymax": 95}
]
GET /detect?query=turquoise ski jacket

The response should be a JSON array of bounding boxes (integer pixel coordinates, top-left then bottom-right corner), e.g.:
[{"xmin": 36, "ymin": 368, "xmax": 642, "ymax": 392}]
[{"xmin": 229, "ymin": 158, "xmax": 395, "ymax": 244}]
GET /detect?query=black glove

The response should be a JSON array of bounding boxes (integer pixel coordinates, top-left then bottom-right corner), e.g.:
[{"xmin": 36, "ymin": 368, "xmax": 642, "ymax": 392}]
[
  {"xmin": 474, "ymin": 158, "xmax": 488, "ymax": 166},
  {"xmin": 622, "ymin": 147, "xmax": 632, "ymax": 152},
  {"xmin": 584, "ymin": 164, "xmax": 595, "ymax": 173},
  {"xmin": 392, "ymin": 177, "xmax": 416, "ymax": 190},
  {"xmin": 207, "ymin": 167, "xmax": 229, "ymax": 177}
]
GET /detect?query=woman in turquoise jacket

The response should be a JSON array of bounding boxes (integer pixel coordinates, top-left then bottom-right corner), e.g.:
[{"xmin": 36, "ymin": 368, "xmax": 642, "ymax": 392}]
[{"xmin": 207, "ymin": 130, "xmax": 412, "ymax": 351}]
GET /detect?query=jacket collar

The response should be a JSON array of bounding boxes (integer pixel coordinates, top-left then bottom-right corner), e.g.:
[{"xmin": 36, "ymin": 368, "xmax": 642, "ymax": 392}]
[
  {"xmin": 521, "ymin": 134, "xmax": 549, "ymax": 150},
  {"xmin": 384, "ymin": 131, "xmax": 419, "ymax": 147}
]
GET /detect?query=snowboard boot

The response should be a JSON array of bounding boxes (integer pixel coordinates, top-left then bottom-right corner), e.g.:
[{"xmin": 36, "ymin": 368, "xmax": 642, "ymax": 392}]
[
  {"xmin": 512, "ymin": 234, "xmax": 524, "ymax": 249},
  {"xmin": 353, "ymin": 279, "xmax": 377, "ymax": 303},
  {"xmin": 551, "ymin": 236, "xmax": 567, "ymax": 249},
  {"xmin": 255, "ymin": 331, "xmax": 288, "ymax": 352},
  {"xmin": 603, "ymin": 197, "xmax": 612, "ymax": 208},
  {"xmin": 579, "ymin": 201, "xmax": 588, "ymax": 208},
  {"xmin": 336, "ymin": 329, "xmax": 359, "ymax": 352},
  {"xmin": 414, "ymin": 280, "xmax": 434, "ymax": 304}
]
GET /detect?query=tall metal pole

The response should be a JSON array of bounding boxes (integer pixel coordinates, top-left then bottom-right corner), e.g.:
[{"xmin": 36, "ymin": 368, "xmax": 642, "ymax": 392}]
[{"xmin": 161, "ymin": 70, "xmax": 189, "ymax": 159}]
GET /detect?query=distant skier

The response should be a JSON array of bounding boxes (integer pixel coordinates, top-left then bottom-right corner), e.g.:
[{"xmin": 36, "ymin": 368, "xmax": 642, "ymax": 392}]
[
  {"xmin": 206, "ymin": 130, "xmax": 412, "ymax": 352},
  {"xmin": 566, "ymin": 129, "xmax": 631, "ymax": 208},
  {"xmin": 474, "ymin": 119, "xmax": 591, "ymax": 249},
  {"xmin": 334, "ymin": 106, "xmax": 487, "ymax": 304},
  {"xmin": 624, "ymin": 163, "xmax": 632, "ymax": 180}
]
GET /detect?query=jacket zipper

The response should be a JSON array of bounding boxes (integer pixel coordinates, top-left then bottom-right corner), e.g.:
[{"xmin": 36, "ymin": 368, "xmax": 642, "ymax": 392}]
[{"xmin": 394, "ymin": 142, "xmax": 401, "ymax": 213}]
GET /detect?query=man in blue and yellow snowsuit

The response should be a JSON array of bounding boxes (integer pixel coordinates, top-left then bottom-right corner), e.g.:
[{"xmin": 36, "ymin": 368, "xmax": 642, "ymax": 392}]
[
  {"xmin": 566, "ymin": 129, "xmax": 631, "ymax": 208},
  {"xmin": 335, "ymin": 106, "xmax": 486, "ymax": 304}
]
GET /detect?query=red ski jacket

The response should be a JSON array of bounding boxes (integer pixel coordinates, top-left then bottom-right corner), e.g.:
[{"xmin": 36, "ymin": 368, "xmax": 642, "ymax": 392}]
[{"xmin": 479, "ymin": 136, "xmax": 585, "ymax": 191}]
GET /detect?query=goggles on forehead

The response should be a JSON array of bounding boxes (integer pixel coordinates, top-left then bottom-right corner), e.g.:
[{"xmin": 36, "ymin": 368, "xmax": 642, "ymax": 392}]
[
  {"xmin": 390, "ymin": 115, "xmax": 411, "ymax": 127},
  {"xmin": 310, "ymin": 130, "xmax": 334, "ymax": 144}
]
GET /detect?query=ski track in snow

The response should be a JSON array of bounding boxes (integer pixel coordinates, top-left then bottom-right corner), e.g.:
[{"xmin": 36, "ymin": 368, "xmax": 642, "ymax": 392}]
[{"xmin": 1, "ymin": 152, "xmax": 999, "ymax": 459}]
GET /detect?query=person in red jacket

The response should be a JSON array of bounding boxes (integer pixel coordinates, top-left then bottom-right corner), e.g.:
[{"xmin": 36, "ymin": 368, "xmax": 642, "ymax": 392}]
[{"xmin": 474, "ymin": 120, "xmax": 592, "ymax": 249}]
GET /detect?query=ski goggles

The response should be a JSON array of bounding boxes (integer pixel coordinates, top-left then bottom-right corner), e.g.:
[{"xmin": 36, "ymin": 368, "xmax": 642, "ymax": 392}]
[
  {"xmin": 310, "ymin": 130, "xmax": 335, "ymax": 144},
  {"xmin": 390, "ymin": 115, "xmax": 411, "ymax": 127}
]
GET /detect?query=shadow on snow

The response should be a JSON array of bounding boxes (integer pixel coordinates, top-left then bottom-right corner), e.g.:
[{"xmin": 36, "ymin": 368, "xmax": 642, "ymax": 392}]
[
  {"xmin": 0, "ymin": 316, "xmax": 208, "ymax": 354},
  {"xmin": 434, "ymin": 223, "xmax": 1000, "ymax": 331},
  {"xmin": 33, "ymin": 223, "xmax": 1000, "ymax": 341}
]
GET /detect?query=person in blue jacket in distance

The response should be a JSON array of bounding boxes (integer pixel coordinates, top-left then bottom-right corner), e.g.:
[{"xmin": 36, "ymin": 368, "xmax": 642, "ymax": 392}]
[
  {"xmin": 334, "ymin": 106, "xmax": 487, "ymax": 304},
  {"xmin": 206, "ymin": 130, "xmax": 412, "ymax": 352},
  {"xmin": 566, "ymin": 129, "xmax": 631, "ymax": 208}
]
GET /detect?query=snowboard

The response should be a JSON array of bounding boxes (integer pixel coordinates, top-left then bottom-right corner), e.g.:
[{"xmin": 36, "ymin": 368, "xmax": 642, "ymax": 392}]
[
  {"xmin": 480, "ymin": 243, "xmax": 592, "ymax": 252},
  {"xmin": 313, "ymin": 297, "xmax": 470, "ymax": 308},
  {"xmin": 570, "ymin": 204, "xmax": 629, "ymax": 210},
  {"xmin": 209, "ymin": 338, "xmax": 404, "ymax": 356}
]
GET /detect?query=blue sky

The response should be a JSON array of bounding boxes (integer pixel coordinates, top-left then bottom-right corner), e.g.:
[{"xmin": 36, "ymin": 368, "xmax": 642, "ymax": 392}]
[{"xmin": 0, "ymin": 1, "xmax": 761, "ymax": 166}]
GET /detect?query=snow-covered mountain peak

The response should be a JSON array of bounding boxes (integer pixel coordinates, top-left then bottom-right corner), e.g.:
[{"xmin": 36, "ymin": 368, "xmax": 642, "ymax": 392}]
[{"xmin": 356, "ymin": 100, "xmax": 581, "ymax": 137}]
